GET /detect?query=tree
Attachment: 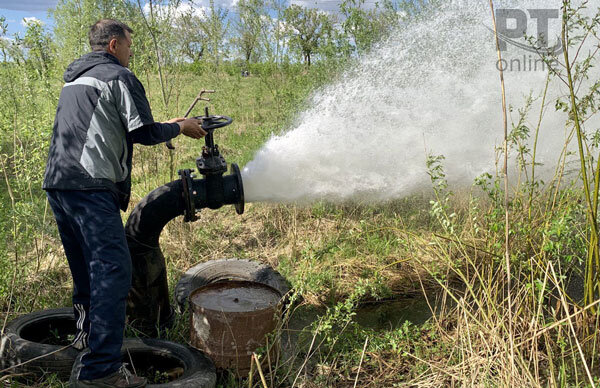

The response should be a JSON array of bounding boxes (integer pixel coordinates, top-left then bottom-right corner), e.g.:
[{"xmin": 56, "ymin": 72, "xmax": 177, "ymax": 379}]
[
  {"xmin": 199, "ymin": 0, "xmax": 229, "ymax": 68},
  {"xmin": 233, "ymin": 0, "xmax": 266, "ymax": 64},
  {"xmin": 284, "ymin": 4, "xmax": 332, "ymax": 66},
  {"xmin": 51, "ymin": 0, "xmax": 137, "ymax": 66},
  {"xmin": 263, "ymin": 0, "xmax": 288, "ymax": 65},
  {"xmin": 339, "ymin": 0, "xmax": 380, "ymax": 54},
  {"xmin": 340, "ymin": 0, "xmax": 424, "ymax": 55},
  {"xmin": 175, "ymin": 7, "xmax": 206, "ymax": 62},
  {"xmin": 52, "ymin": 0, "xmax": 97, "ymax": 64},
  {"xmin": 0, "ymin": 16, "xmax": 10, "ymax": 62},
  {"xmin": 21, "ymin": 19, "xmax": 55, "ymax": 78},
  {"xmin": 134, "ymin": 0, "xmax": 183, "ymax": 108},
  {"xmin": 316, "ymin": 16, "xmax": 352, "ymax": 63}
]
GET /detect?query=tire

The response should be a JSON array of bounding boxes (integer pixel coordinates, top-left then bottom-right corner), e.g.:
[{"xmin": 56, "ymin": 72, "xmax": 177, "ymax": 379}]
[
  {"xmin": 0, "ymin": 308, "xmax": 80, "ymax": 379},
  {"xmin": 69, "ymin": 338, "xmax": 216, "ymax": 387},
  {"xmin": 174, "ymin": 258, "xmax": 291, "ymax": 313}
]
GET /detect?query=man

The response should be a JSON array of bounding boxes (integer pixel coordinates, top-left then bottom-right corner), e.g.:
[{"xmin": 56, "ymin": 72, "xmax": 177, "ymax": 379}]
[{"xmin": 43, "ymin": 19, "xmax": 205, "ymax": 387}]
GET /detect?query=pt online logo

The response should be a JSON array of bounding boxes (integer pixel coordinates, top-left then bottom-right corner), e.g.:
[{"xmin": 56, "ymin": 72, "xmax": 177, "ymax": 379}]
[{"xmin": 493, "ymin": 9, "xmax": 562, "ymax": 72}]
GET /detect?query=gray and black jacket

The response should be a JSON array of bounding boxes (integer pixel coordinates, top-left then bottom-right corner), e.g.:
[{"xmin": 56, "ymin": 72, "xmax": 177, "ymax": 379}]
[{"xmin": 43, "ymin": 52, "xmax": 180, "ymax": 210}]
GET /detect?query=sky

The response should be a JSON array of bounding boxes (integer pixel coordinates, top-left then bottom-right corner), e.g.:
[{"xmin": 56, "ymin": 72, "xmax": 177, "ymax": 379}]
[
  {"xmin": 0, "ymin": 0, "xmax": 382, "ymax": 37},
  {"xmin": 0, "ymin": 0, "xmax": 56, "ymax": 36}
]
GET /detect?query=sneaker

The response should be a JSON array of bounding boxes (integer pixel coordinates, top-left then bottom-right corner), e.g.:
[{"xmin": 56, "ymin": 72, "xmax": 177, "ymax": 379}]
[{"xmin": 71, "ymin": 364, "xmax": 147, "ymax": 387}]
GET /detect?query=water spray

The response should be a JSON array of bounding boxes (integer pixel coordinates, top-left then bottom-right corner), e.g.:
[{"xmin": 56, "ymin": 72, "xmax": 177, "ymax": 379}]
[{"xmin": 241, "ymin": 0, "xmax": 600, "ymax": 205}]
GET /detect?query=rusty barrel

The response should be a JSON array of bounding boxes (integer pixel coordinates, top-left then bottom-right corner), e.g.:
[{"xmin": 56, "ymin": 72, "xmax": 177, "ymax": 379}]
[{"xmin": 189, "ymin": 280, "xmax": 282, "ymax": 376}]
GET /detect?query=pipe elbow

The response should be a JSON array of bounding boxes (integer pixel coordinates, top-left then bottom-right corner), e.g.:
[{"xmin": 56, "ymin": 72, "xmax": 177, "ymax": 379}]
[
  {"xmin": 125, "ymin": 166, "xmax": 243, "ymax": 335},
  {"xmin": 126, "ymin": 180, "xmax": 186, "ymax": 250}
]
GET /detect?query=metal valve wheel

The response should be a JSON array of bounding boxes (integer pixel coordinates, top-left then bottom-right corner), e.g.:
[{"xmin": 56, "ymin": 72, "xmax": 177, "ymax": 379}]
[{"xmin": 195, "ymin": 115, "xmax": 233, "ymax": 131}]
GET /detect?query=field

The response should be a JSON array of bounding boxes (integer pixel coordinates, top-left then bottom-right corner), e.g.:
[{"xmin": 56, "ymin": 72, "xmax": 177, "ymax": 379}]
[
  {"xmin": 0, "ymin": 61, "xmax": 597, "ymax": 387},
  {"xmin": 2, "ymin": 1, "xmax": 600, "ymax": 387}
]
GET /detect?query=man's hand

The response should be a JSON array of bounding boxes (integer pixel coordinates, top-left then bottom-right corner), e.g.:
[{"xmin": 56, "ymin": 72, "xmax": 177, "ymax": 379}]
[{"xmin": 168, "ymin": 117, "xmax": 207, "ymax": 139}]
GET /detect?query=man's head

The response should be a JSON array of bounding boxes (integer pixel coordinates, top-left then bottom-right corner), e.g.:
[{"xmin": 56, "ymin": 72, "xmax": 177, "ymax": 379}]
[{"xmin": 89, "ymin": 19, "xmax": 133, "ymax": 67}]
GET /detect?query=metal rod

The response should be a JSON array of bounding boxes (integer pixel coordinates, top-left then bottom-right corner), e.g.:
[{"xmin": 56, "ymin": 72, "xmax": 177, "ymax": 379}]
[
  {"xmin": 184, "ymin": 89, "xmax": 215, "ymax": 118},
  {"xmin": 166, "ymin": 89, "xmax": 215, "ymax": 150}
]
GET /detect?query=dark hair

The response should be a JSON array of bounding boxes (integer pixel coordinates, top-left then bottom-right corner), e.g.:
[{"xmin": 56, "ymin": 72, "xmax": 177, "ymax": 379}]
[{"xmin": 89, "ymin": 19, "xmax": 133, "ymax": 51}]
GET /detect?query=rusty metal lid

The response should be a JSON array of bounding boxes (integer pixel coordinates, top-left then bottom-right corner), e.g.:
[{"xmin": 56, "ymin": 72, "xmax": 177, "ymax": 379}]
[{"xmin": 189, "ymin": 281, "xmax": 282, "ymax": 314}]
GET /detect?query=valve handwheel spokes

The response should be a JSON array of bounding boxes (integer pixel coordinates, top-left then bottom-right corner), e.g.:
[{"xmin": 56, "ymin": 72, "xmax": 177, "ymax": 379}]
[{"xmin": 197, "ymin": 115, "xmax": 233, "ymax": 131}]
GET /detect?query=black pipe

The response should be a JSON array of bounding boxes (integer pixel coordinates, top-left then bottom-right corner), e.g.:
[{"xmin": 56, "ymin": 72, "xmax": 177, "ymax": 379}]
[
  {"xmin": 191, "ymin": 173, "xmax": 244, "ymax": 211},
  {"xmin": 125, "ymin": 180, "xmax": 184, "ymax": 335},
  {"xmin": 125, "ymin": 169, "xmax": 243, "ymax": 335}
]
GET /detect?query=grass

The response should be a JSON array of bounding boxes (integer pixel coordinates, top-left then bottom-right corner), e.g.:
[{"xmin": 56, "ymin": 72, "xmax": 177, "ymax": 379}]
[{"xmin": 1, "ymin": 61, "xmax": 600, "ymax": 387}]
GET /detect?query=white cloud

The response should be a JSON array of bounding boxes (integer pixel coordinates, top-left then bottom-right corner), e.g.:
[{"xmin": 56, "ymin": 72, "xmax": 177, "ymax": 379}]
[
  {"xmin": 196, "ymin": 0, "xmax": 237, "ymax": 9},
  {"xmin": 21, "ymin": 17, "xmax": 43, "ymax": 27},
  {"xmin": 143, "ymin": 2, "xmax": 207, "ymax": 19},
  {"xmin": 176, "ymin": 2, "xmax": 208, "ymax": 18},
  {"xmin": 141, "ymin": 0, "xmax": 243, "ymax": 18}
]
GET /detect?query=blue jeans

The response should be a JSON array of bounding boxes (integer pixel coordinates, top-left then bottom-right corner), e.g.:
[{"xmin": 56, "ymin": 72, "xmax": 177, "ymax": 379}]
[{"xmin": 46, "ymin": 190, "xmax": 131, "ymax": 380}]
